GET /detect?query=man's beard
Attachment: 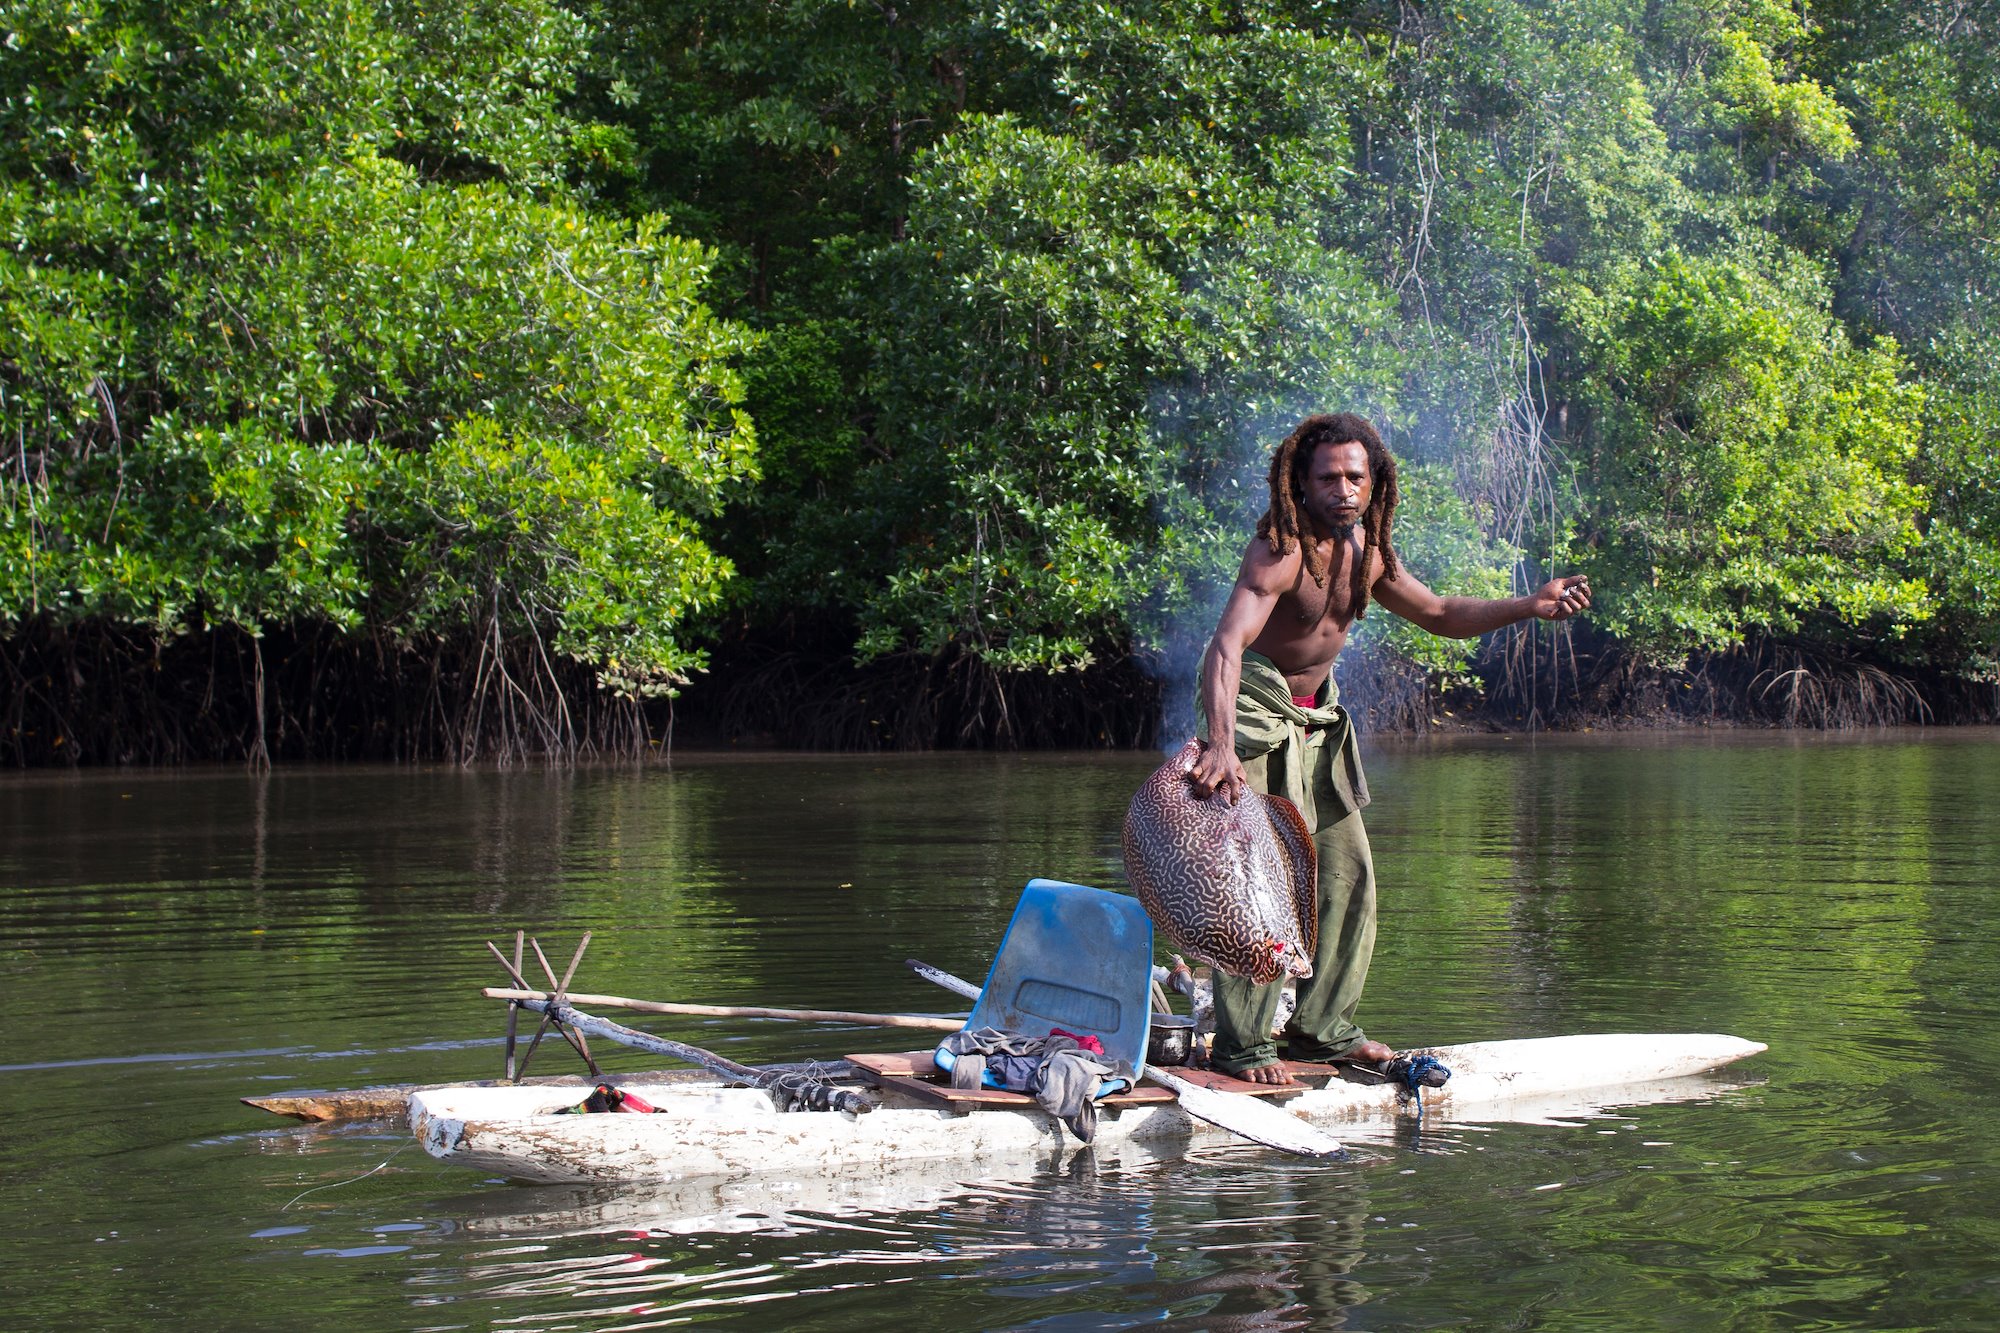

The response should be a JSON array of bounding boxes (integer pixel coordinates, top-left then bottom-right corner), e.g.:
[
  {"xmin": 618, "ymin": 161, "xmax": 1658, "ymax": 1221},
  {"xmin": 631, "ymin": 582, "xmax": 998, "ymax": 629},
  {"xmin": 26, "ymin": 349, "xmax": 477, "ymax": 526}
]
[{"xmin": 1330, "ymin": 520, "xmax": 1357, "ymax": 539}]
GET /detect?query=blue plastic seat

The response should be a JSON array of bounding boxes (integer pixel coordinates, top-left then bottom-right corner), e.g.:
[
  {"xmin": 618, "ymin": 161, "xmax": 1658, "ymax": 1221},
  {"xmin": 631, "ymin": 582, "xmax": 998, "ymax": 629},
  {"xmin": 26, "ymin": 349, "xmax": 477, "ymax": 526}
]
[{"xmin": 934, "ymin": 878, "xmax": 1156, "ymax": 1090}]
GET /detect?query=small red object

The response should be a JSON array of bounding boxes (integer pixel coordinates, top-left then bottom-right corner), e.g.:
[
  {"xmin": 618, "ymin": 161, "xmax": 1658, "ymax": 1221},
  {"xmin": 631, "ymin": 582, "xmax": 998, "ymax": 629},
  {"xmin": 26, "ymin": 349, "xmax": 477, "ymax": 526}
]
[{"xmin": 1049, "ymin": 1027, "xmax": 1105, "ymax": 1055}]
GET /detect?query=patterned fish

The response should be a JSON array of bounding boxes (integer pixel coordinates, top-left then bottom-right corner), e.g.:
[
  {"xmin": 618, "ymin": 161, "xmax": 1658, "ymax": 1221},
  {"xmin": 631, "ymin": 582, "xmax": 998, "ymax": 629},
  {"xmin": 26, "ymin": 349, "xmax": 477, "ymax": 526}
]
[{"xmin": 1122, "ymin": 739, "xmax": 1318, "ymax": 985}]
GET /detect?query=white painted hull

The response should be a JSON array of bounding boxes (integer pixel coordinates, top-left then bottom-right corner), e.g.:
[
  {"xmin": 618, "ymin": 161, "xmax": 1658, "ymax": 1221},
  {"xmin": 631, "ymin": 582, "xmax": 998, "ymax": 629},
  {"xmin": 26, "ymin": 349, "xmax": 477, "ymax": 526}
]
[
  {"xmin": 410, "ymin": 1032, "xmax": 1766, "ymax": 1185},
  {"xmin": 445, "ymin": 1140, "xmax": 1198, "ymax": 1238}
]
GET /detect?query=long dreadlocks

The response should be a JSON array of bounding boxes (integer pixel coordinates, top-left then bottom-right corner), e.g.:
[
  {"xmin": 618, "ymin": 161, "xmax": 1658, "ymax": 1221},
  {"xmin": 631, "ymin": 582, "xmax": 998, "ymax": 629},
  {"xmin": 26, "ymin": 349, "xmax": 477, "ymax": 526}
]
[{"xmin": 1254, "ymin": 412, "xmax": 1401, "ymax": 622}]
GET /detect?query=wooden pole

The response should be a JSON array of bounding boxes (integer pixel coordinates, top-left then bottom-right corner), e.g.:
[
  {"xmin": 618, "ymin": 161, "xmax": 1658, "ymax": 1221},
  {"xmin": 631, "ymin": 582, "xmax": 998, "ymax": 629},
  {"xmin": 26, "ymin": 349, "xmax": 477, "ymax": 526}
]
[
  {"xmin": 526, "ymin": 934, "xmax": 600, "ymax": 1077},
  {"xmin": 481, "ymin": 987, "xmax": 963, "ymax": 1033},
  {"xmin": 503, "ymin": 930, "xmax": 524, "ymax": 1080}
]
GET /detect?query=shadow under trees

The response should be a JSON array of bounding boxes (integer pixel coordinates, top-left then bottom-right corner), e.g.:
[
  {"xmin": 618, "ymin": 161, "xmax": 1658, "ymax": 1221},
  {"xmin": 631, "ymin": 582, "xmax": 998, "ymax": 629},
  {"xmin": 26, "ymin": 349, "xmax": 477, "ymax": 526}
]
[{"xmin": 0, "ymin": 618, "xmax": 658, "ymax": 767}]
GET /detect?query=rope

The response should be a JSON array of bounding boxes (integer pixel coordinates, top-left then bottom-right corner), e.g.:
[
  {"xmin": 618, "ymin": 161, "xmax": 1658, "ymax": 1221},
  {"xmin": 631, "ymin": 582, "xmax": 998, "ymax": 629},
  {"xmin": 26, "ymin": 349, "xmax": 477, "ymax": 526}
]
[
  {"xmin": 1392, "ymin": 1054, "xmax": 1451, "ymax": 1128},
  {"xmin": 762, "ymin": 1067, "xmax": 873, "ymax": 1115},
  {"xmin": 281, "ymin": 1141, "xmax": 415, "ymax": 1210}
]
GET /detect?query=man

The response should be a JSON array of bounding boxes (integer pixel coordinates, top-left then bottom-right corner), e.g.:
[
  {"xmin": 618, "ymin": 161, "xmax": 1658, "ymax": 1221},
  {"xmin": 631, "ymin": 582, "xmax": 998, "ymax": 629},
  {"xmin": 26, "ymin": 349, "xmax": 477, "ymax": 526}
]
[{"xmin": 1188, "ymin": 412, "xmax": 1591, "ymax": 1085}]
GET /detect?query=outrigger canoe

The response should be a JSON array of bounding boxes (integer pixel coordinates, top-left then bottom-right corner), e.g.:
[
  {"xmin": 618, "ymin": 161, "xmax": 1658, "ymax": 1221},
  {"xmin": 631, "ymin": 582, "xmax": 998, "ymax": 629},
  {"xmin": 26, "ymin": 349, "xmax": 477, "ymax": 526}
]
[
  {"xmin": 413, "ymin": 882, "xmax": 1766, "ymax": 1183},
  {"xmin": 411, "ymin": 1031, "xmax": 1767, "ymax": 1184}
]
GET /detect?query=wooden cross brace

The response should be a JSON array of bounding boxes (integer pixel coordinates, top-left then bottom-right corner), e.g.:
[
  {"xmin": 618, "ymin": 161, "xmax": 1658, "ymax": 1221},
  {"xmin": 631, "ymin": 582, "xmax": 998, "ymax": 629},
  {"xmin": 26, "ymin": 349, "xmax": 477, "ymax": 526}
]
[{"xmin": 486, "ymin": 930, "xmax": 603, "ymax": 1081}]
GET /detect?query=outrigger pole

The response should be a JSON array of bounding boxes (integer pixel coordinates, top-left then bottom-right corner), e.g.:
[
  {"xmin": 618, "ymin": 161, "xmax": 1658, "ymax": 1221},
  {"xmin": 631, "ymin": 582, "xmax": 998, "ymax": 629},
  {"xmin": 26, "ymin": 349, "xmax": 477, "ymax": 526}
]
[{"xmin": 481, "ymin": 987, "xmax": 964, "ymax": 1033}]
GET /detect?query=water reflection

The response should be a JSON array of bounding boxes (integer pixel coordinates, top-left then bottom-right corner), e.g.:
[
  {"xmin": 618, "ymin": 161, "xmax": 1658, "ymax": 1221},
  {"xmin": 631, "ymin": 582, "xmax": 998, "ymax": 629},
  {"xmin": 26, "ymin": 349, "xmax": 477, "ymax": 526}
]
[{"xmin": 416, "ymin": 1145, "xmax": 1346, "ymax": 1330}]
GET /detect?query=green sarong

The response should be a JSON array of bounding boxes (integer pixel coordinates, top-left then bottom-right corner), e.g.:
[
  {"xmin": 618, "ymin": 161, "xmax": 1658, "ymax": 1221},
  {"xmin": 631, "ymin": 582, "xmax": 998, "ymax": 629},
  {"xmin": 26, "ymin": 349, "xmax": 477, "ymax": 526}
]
[{"xmin": 1197, "ymin": 651, "xmax": 1378, "ymax": 1075}]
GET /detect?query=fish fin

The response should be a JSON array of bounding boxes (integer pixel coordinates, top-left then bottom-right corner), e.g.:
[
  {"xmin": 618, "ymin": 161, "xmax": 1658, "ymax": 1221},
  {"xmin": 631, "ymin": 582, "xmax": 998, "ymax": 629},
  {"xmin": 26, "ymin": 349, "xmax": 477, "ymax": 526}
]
[
  {"xmin": 1180, "ymin": 943, "xmax": 1233, "ymax": 978},
  {"xmin": 1263, "ymin": 793, "xmax": 1319, "ymax": 958}
]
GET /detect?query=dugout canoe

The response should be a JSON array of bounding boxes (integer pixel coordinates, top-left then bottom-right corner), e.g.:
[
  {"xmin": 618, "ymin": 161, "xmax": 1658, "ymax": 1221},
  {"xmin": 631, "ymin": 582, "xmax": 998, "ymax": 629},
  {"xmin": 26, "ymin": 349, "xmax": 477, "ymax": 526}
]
[{"xmin": 410, "ymin": 1031, "xmax": 1767, "ymax": 1184}]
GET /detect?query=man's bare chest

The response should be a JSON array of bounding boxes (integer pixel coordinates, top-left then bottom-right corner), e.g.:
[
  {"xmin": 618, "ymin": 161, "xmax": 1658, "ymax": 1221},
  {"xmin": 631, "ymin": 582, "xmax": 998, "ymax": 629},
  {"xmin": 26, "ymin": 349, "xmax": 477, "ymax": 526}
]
[
  {"xmin": 1284, "ymin": 573, "xmax": 1352, "ymax": 629},
  {"xmin": 1253, "ymin": 577, "xmax": 1356, "ymax": 676}
]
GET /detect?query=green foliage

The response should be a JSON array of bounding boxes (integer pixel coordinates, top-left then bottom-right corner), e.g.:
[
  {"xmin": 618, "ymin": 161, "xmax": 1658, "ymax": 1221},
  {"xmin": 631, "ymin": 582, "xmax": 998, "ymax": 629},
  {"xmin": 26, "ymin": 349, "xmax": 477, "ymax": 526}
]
[
  {"xmin": 0, "ymin": 0, "xmax": 753, "ymax": 699},
  {"xmin": 1571, "ymin": 253, "xmax": 1929, "ymax": 658},
  {"xmin": 13, "ymin": 0, "xmax": 2000, "ymax": 754},
  {"xmin": 567, "ymin": 0, "xmax": 2000, "ymax": 703},
  {"xmin": 1911, "ymin": 328, "xmax": 2000, "ymax": 679},
  {"xmin": 1706, "ymin": 22, "xmax": 1856, "ymax": 161},
  {"xmin": 582, "ymin": 0, "xmax": 997, "ymax": 297},
  {"xmin": 837, "ymin": 16, "xmax": 1408, "ymax": 669}
]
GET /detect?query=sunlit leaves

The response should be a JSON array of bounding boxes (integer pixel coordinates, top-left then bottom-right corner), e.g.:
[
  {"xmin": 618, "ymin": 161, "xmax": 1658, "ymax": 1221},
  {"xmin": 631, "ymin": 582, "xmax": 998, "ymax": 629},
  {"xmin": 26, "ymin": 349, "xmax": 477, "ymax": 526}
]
[
  {"xmin": 0, "ymin": 0, "xmax": 753, "ymax": 698},
  {"xmin": 847, "ymin": 27, "xmax": 1404, "ymax": 669},
  {"xmin": 1574, "ymin": 253, "xmax": 1929, "ymax": 658}
]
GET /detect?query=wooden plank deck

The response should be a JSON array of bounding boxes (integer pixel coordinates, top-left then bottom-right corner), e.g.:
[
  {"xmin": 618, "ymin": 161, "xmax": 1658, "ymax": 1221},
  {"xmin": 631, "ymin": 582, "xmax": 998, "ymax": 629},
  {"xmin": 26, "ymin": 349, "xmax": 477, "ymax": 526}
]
[{"xmin": 845, "ymin": 1051, "xmax": 1343, "ymax": 1110}]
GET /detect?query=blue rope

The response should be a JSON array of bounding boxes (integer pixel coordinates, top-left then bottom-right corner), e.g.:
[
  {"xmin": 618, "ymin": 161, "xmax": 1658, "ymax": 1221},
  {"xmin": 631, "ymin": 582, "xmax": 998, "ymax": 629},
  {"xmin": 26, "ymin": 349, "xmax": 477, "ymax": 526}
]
[{"xmin": 1396, "ymin": 1054, "xmax": 1451, "ymax": 1128}]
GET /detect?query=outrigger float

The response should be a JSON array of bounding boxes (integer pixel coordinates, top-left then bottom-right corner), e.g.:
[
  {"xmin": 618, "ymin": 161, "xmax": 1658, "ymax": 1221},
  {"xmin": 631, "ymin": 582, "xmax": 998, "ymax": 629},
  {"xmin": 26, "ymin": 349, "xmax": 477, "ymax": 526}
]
[{"xmin": 395, "ymin": 881, "xmax": 1767, "ymax": 1185}]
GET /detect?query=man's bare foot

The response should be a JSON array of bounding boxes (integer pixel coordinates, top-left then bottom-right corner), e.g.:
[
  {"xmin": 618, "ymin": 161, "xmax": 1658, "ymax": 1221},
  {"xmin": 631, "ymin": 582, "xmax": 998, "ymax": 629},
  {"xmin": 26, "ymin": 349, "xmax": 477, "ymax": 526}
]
[
  {"xmin": 1238, "ymin": 1062, "xmax": 1298, "ymax": 1086},
  {"xmin": 1341, "ymin": 1039, "xmax": 1395, "ymax": 1065}
]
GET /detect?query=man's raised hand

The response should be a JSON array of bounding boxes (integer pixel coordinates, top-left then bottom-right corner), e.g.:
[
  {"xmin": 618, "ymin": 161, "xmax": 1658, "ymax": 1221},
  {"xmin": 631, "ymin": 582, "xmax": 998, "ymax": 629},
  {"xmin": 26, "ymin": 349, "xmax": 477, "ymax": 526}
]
[{"xmin": 1534, "ymin": 574, "xmax": 1592, "ymax": 621}]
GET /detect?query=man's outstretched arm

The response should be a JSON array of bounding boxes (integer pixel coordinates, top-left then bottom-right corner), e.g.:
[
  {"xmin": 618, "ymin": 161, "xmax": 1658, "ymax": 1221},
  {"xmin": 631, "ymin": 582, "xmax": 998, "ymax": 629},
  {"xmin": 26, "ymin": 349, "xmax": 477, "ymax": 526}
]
[{"xmin": 1372, "ymin": 568, "xmax": 1592, "ymax": 639}]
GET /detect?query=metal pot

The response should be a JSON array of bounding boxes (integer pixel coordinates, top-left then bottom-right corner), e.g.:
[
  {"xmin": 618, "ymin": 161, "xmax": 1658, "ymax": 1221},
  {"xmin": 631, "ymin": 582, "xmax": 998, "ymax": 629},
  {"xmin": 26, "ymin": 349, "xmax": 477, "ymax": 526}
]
[{"xmin": 1146, "ymin": 1014, "xmax": 1195, "ymax": 1067}]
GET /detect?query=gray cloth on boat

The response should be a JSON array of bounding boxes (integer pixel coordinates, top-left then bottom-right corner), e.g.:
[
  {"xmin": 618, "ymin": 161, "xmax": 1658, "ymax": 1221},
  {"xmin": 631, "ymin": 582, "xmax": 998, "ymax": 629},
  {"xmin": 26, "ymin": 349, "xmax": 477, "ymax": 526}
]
[{"xmin": 940, "ymin": 1027, "xmax": 1120, "ymax": 1143}]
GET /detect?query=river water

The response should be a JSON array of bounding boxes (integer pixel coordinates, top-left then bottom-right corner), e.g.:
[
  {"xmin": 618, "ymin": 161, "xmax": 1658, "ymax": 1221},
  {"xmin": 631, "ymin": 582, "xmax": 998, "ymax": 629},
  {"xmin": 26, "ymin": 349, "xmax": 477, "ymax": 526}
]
[{"xmin": 2, "ymin": 733, "xmax": 1996, "ymax": 1330}]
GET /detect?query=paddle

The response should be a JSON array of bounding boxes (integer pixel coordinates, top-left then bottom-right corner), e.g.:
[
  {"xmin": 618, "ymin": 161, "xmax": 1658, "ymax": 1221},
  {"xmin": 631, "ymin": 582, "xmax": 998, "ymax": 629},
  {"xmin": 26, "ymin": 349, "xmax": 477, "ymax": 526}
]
[
  {"xmin": 904, "ymin": 959, "xmax": 1344, "ymax": 1158},
  {"xmin": 505, "ymin": 995, "xmax": 874, "ymax": 1116}
]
